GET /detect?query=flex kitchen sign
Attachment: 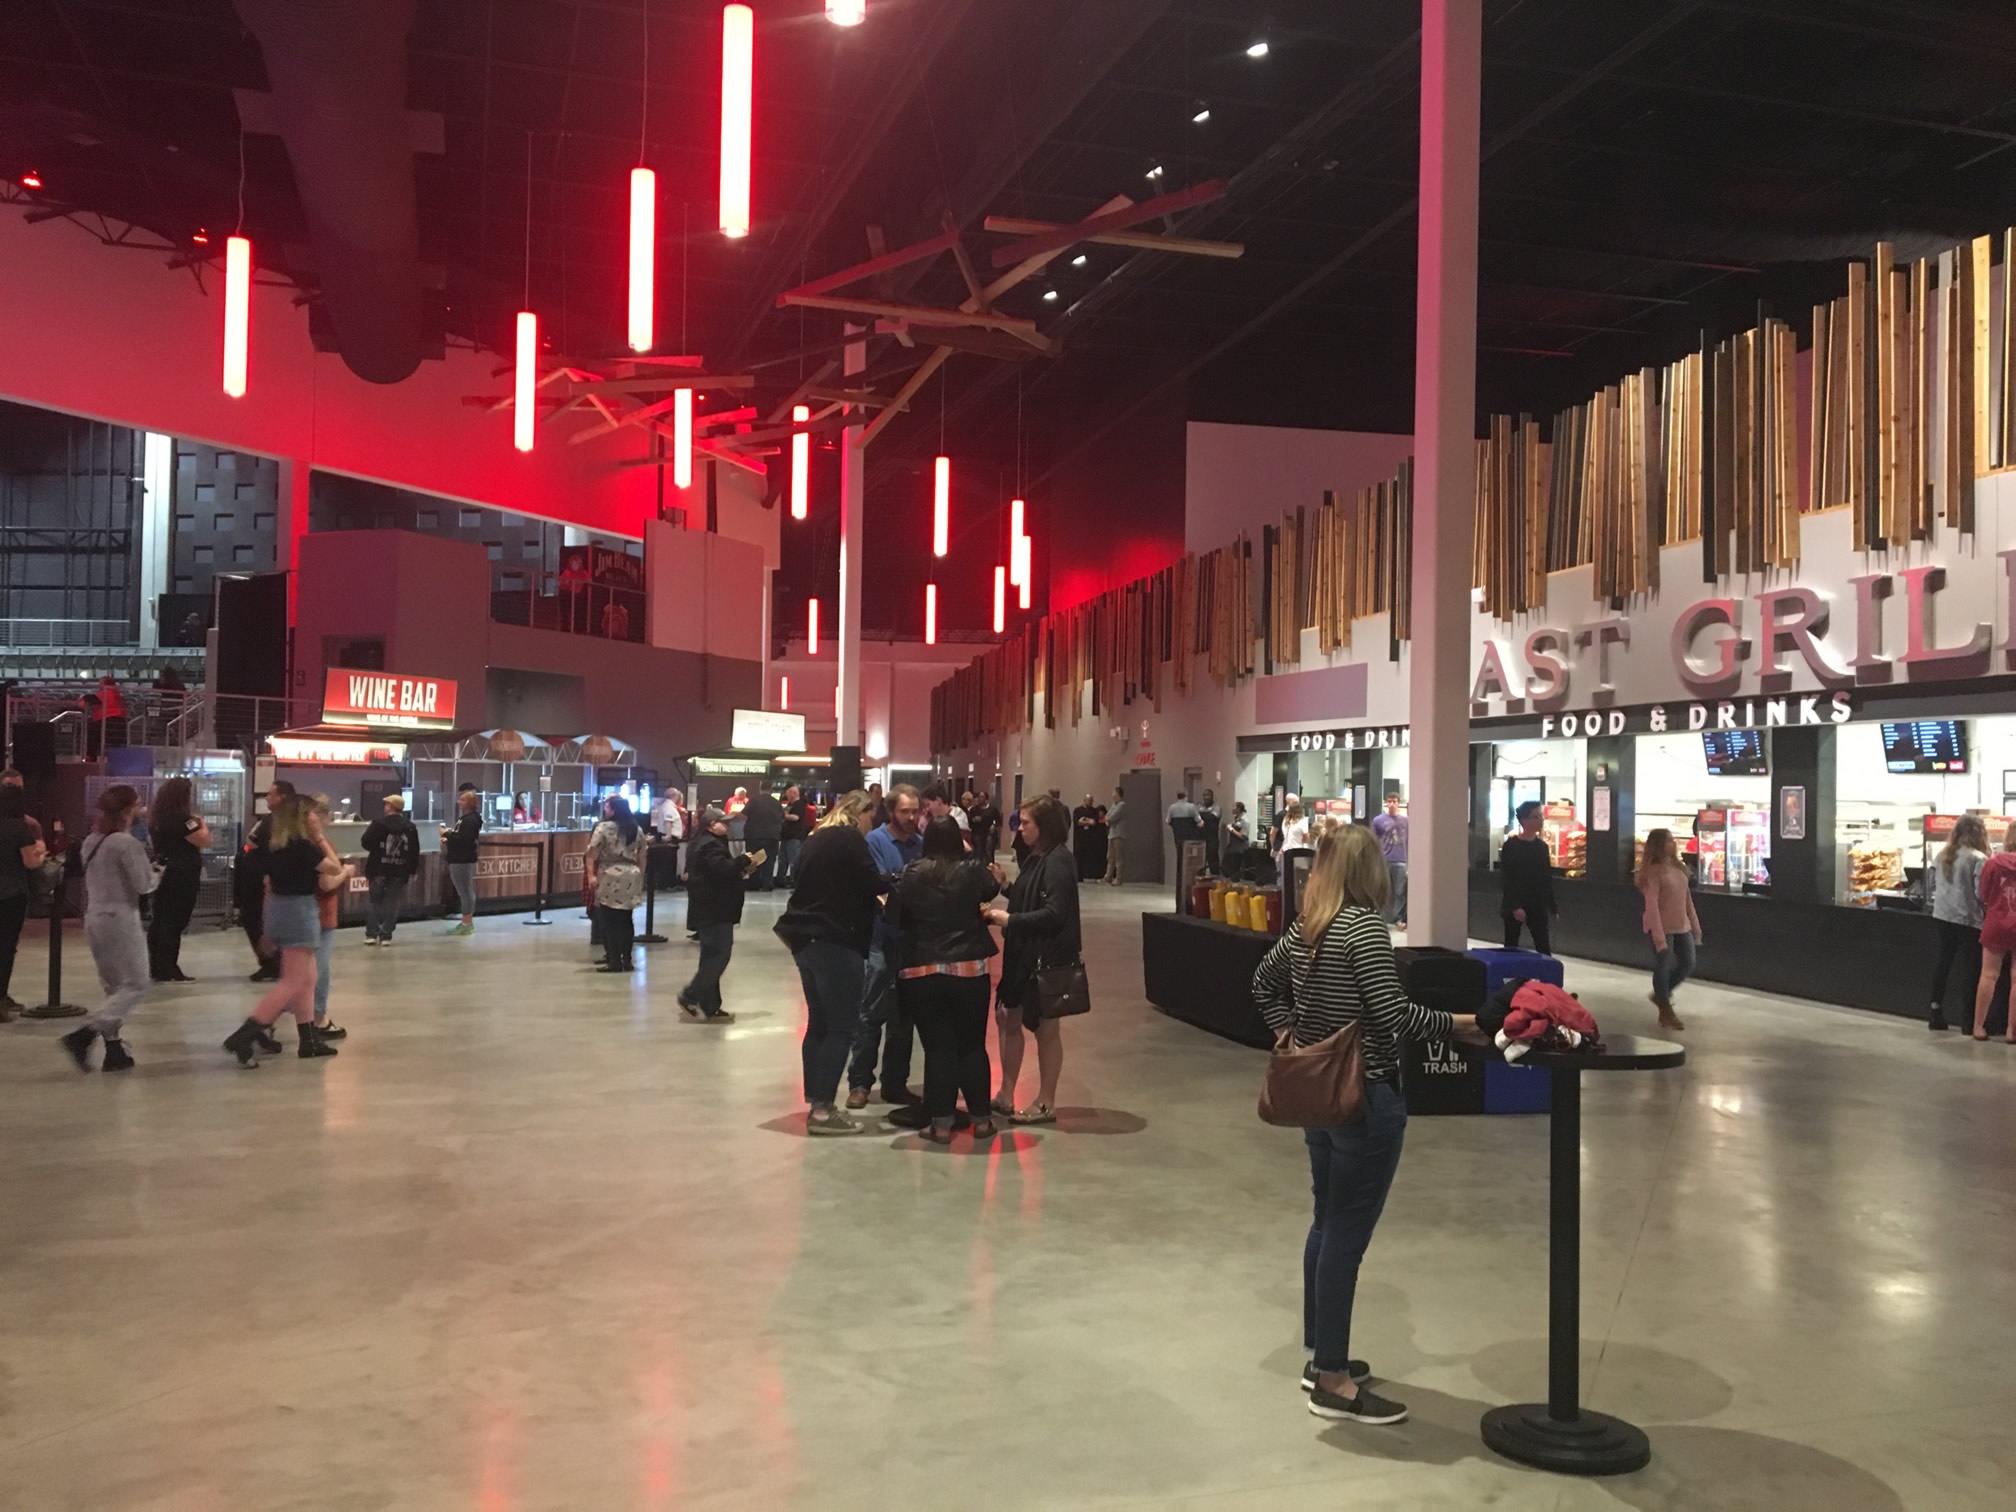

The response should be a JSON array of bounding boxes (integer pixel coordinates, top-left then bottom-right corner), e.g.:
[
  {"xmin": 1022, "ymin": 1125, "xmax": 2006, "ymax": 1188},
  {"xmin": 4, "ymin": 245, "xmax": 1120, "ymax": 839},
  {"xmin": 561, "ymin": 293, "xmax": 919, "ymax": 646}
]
[
  {"xmin": 322, "ymin": 670, "xmax": 459, "ymax": 731},
  {"xmin": 1471, "ymin": 562, "xmax": 2016, "ymax": 722}
]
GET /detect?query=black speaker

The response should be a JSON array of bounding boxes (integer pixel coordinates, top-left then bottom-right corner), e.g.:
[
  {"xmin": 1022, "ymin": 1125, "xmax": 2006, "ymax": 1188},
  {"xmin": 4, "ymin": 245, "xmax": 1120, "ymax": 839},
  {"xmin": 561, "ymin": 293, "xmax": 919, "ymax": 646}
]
[
  {"xmin": 829, "ymin": 744, "xmax": 863, "ymax": 796},
  {"xmin": 9, "ymin": 722, "xmax": 56, "ymax": 779}
]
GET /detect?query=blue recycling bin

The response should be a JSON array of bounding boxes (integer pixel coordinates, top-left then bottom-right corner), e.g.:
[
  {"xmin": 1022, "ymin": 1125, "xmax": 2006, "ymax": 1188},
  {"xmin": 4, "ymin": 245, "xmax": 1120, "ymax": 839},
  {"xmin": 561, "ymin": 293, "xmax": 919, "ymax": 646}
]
[{"xmin": 1468, "ymin": 948, "xmax": 1562, "ymax": 1114}]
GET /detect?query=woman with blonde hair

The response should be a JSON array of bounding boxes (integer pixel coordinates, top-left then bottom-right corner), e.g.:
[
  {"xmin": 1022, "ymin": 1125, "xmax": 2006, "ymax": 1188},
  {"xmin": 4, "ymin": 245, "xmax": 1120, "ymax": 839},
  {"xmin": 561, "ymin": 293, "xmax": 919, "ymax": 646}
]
[
  {"xmin": 1638, "ymin": 828, "xmax": 1702, "ymax": 1031},
  {"xmin": 306, "ymin": 795, "xmax": 354, "ymax": 1040},
  {"xmin": 1251, "ymin": 824, "xmax": 1472, "ymax": 1427},
  {"xmin": 1926, "ymin": 813, "xmax": 1987, "ymax": 1032},
  {"xmin": 222, "ymin": 794, "xmax": 340, "ymax": 1065},
  {"xmin": 776, "ymin": 790, "xmax": 885, "ymax": 1134}
]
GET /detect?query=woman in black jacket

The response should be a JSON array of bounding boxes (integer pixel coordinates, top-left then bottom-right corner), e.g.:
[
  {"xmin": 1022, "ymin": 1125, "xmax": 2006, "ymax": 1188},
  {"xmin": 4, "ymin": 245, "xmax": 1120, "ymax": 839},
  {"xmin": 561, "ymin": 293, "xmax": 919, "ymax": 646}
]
[
  {"xmin": 984, "ymin": 794, "xmax": 1080, "ymax": 1125},
  {"xmin": 887, "ymin": 815, "xmax": 1001, "ymax": 1143},
  {"xmin": 680, "ymin": 805, "xmax": 755, "ymax": 1022},
  {"xmin": 146, "ymin": 777, "xmax": 210, "ymax": 981},
  {"xmin": 774, "ymin": 791, "xmax": 884, "ymax": 1135}
]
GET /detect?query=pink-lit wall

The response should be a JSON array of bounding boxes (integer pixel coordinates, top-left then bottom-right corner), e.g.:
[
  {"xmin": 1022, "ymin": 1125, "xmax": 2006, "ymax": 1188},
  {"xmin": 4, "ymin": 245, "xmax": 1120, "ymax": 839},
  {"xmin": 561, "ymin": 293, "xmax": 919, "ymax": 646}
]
[
  {"xmin": 0, "ymin": 212, "xmax": 778, "ymax": 571},
  {"xmin": 1045, "ymin": 382, "xmax": 1189, "ymax": 612}
]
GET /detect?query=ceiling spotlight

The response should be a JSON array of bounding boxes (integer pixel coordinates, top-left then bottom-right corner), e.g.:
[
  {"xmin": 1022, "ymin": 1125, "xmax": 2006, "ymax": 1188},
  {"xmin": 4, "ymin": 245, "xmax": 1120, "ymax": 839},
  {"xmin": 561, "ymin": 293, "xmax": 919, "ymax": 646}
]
[
  {"xmin": 1042, "ymin": 288, "xmax": 1059, "ymax": 302},
  {"xmin": 1145, "ymin": 163, "xmax": 1164, "ymax": 180},
  {"xmin": 192, "ymin": 227, "xmax": 210, "ymax": 245},
  {"xmin": 1246, "ymin": 39, "xmax": 1269, "ymax": 59},
  {"xmin": 1070, "ymin": 254, "xmax": 1087, "ymax": 268},
  {"xmin": 826, "ymin": 0, "xmax": 866, "ymax": 24},
  {"xmin": 1191, "ymin": 103, "xmax": 1211, "ymax": 124},
  {"xmin": 20, "ymin": 170, "xmax": 42, "ymax": 190}
]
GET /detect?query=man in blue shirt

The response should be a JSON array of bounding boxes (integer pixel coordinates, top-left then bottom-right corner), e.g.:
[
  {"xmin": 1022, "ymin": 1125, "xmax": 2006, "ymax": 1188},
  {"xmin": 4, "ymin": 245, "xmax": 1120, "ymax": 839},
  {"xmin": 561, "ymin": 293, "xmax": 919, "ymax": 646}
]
[
  {"xmin": 1371, "ymin": 793, "xmax": 1409, "ymax": 927},
  {"xmin": 847, "ymin": 784, "xmax": 924, "ymax": 1108}
]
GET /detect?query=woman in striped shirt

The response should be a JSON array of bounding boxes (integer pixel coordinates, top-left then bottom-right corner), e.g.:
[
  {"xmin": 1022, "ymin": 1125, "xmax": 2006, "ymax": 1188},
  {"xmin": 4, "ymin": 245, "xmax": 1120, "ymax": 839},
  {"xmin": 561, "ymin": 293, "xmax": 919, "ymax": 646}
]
[{"xmin": 1252, "ymin": 824, "xmax": 1473, "ymax": 1427}]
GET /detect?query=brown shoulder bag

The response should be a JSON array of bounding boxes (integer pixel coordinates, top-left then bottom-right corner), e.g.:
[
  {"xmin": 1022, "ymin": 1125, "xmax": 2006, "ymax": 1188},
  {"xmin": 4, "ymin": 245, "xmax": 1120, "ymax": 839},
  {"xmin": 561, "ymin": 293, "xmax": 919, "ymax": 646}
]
[{"xmin": 1258, "ymin": 924, "xmax": 1366, "ymax": 1127}]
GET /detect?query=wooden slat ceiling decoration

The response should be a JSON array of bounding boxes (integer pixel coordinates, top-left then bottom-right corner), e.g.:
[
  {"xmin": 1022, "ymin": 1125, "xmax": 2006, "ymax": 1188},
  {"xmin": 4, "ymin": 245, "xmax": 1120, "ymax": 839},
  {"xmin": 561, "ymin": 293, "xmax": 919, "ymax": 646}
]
[{"xmin": 932, "ymin": 231, "xmax": 2016, "ymax": 754}]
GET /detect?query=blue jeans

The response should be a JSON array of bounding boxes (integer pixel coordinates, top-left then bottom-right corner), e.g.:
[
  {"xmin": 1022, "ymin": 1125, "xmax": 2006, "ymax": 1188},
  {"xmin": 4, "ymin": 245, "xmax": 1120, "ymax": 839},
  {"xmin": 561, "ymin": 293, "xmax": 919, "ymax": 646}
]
[
  {"xmin": 1653, "ymin": 931, "xmax": 1696, "ymax": 1002},
  {"xmin": 795, "ymin": 940, "xmax": 868, "ymax": 1108},
  {"xmin": 847, "ymin": 943, "xmax": 914, "ymax": 1093},
  {"xmin": 1303, "ymin": 1080, "xmax": 1408, "ymax": 1374},
  {"xmin": 314, "ymin": 926, "xmax": 333, "ymax": 1022},
  {"xmin": 683, "ymin": 922, "xmax": 736, "ymax": 1015},
  {"xmin": 366, "ymin": 875, "xmax": 407, "ymax": 940},
  {"xmin": 778, "ymin": 836, "xmax": 803, "ymax": 887}
]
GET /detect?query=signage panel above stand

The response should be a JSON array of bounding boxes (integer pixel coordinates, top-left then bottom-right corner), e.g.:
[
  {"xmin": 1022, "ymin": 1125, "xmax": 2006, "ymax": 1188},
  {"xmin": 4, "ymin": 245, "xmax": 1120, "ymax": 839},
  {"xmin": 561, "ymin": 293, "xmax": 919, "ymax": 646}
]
[{"xmin": 322, "ymin": 670, "xmax": 459, "ymax": 730}]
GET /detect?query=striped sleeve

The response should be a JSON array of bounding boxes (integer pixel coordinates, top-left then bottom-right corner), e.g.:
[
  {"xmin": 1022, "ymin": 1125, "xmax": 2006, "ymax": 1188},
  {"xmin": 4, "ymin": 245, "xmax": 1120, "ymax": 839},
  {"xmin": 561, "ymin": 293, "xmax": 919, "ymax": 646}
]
[{"xmin": 1331, "ymin": 910, "xmax": 1456, "ymax": 1047}]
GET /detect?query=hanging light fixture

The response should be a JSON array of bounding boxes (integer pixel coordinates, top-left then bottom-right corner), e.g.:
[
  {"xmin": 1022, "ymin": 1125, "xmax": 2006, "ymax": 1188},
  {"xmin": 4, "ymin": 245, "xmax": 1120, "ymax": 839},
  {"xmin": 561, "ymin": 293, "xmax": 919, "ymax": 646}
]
[
  {"xmin": 790, "ymin": 404, "xmax": 811, "ymax": 519},
  {"xmin": 932, "ymin": 455, "xmax": 950, "ymax": 557},
  {"xmin": 1008, "ymin": 497, "xmax": 1026, "ymax": 584},
  {"xmin": 807, "ymin": 596, "xmax": 820, "ymax": 655},
  {"xmin": 825, "ymin": 0, "xmax": 866, "ymax": 24},
  {"xmin": 993, "ymin": 565, "xmax": 1006, "ymax": 634},
  {"xmin": 719, "ymin": 4, "xmax": 754, "ymax": 238},
  {"xmin": 222, "ymin": 234, "xmax": 252, "ymax": 399},
  {"xmin": 1018, "ymin": 524, "xmax": 1032, "ymax": 610},
  {"xmin": 513, "ymin": 310, "xmax": 538, "ymax": 452},
  {"xmin": 672, "ymin": 387, "xmax": 694, "ymax": 487},
  {"xmin": 924, "ymin": 583, "xmax": 937, "ymax": 645},
  {"xmin": 628, "ymin": 167, "xmax": 656, "ymax": 353},
  {"xmin": 779, "ymin": 674, "xmax": 790, "ymax": 711}
]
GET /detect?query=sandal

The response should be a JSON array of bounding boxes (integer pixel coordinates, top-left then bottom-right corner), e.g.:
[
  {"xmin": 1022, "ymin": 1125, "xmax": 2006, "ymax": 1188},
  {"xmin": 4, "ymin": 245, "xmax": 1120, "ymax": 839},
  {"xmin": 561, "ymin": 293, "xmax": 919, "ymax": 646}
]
[
  {"xmin": 970, "ymin": 1119, "xmax": 998, "ymax": 1140},
  {"xmin": 990, "ymin": 1095, "xmax": 1017, "ymax": 1118},
  {"xmin": 921, "ymin": 1125, "xmax": 954, "ymax": 1145},
  {"xmin": 1012, "ymin": 1102, "xmax": 1057, "ymax": 1126}
]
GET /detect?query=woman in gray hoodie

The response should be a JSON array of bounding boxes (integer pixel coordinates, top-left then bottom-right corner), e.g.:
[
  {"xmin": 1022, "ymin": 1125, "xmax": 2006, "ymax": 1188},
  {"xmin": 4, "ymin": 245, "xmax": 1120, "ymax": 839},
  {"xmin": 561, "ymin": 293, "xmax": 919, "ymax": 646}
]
[
  {"xmin": 1927, "ymin": 814, "xmax": 1987, "ymax": 1032},
  {"xmin": 60, "ymin": 785, "xmax": 161, "ymax": 1072}
]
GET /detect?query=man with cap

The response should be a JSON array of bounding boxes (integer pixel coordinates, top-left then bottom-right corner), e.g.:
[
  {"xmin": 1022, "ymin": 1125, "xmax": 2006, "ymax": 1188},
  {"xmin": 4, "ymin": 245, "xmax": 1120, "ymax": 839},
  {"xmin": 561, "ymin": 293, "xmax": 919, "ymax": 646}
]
[{"xmin": 681, "ymin": 805, "xmax": 758, "ymax": 1023}]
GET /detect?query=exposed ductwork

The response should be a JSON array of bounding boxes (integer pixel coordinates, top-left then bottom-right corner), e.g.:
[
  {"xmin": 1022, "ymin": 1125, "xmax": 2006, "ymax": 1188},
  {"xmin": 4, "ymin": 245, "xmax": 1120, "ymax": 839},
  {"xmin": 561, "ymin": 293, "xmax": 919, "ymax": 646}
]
[{"xmin": 235, "ymin": 0, "xmax": 422, "ymax": 385}]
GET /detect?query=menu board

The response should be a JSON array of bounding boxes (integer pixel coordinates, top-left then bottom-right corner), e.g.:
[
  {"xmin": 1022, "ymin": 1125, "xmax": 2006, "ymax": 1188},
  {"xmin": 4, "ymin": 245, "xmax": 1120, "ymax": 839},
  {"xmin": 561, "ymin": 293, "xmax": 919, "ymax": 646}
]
[{"xmin": 1881, "ymin": 720, "xmax": 1968, "ymax": 774}]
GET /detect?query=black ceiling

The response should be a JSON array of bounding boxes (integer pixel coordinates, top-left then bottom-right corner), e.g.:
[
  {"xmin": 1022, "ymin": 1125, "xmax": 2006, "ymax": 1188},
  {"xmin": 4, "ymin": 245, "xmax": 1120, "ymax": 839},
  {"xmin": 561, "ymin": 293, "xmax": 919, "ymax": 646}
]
[{"xmin": 8, "ymin": 0, "xmax": 2016, "ymax": 622}]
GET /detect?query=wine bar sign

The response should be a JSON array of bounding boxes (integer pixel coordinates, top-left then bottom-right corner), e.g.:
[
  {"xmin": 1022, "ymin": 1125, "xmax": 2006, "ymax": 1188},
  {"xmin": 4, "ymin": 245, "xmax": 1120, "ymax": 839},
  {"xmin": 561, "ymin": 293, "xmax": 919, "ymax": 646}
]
[{"xmin": 322, "ymin": 670, "xmax": 460, "ymax": 731}]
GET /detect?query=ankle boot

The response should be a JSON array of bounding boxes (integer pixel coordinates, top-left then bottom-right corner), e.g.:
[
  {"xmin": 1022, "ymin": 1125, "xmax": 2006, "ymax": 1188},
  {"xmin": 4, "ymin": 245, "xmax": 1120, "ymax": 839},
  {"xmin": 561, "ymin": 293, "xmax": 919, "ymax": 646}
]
[
  {"xmin": 254, "ymin": 1024, "xmax": 285, "ymax": 1055},
  {"xmin": 222, "ymin": 1019, "xmax": 264, "ymax": 1068},
  {"xmin": 60, "ymin": 1025, "xmax": 97, "ymax": 1071},
  {"xmin": 298, "ymin": 1022, "xmax": 339, "ymax": 1059},
  {"xmin": 100, "ymin": 1038, "xmax": 136, "ymax": 1072}
]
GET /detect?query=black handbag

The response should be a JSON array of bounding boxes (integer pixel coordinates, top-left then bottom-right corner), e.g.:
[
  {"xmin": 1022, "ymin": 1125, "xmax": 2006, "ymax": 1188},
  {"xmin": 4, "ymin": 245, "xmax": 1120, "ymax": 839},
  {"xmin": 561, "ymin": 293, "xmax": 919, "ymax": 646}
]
[{"xmin": 1035, "ymin": 959, "xmax": 1092, "ymax": 1018}]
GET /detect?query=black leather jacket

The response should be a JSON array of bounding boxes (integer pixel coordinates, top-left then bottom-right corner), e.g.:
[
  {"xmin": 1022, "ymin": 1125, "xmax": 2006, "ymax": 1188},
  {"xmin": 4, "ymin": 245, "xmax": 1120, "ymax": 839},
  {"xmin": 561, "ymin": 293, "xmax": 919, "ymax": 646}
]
[{"xmin": 885, "ymin": 858, "xmax": 1000, "ymax": 970}]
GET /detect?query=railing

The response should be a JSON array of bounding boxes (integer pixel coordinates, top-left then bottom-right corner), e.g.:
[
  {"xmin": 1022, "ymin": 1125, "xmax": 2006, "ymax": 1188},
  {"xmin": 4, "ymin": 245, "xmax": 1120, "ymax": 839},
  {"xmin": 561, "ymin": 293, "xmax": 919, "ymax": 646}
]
[
  {"xmin": 491, "ymin": 584, "xmax": 646, "ymax": 644},
  {"xmin": 0, "ymin": 617, "xmax": 137, "ymax": 648}
]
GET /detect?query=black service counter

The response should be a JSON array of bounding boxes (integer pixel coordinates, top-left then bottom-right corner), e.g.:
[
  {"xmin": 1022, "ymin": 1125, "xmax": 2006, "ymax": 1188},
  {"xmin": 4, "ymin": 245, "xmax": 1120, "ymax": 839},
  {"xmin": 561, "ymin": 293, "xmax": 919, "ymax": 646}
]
[{"xmin": 1142, "ymin": 912, "xmax": 1276, "ymax": 1048}]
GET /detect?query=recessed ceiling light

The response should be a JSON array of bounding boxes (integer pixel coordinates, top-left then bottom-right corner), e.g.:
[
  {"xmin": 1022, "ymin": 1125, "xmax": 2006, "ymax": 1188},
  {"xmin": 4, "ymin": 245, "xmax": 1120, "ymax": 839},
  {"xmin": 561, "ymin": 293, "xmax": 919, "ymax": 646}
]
[
  {"xmin": 1191, "ymin": 103, "xmax": 1211, "ymax": 124},
  {"xmin": 1246, "ymin": 39, "xmax": 1269, "ymax": 59},
  {"xmin": 20, "ymin": 170, "xmax": 42, "ymax": 190},
  {"xmin": 1145, "ymin": 163, "xmax": 1164, "ymax": 180},
  {"xmin": 192, "ymin": 228, "xmax": 210, "ymax": 245},
  {"xmin": 1042, "ymin": 288, "xmax": 1059, "ymax": 302},
  {"xmin": 1071, "ymin": 254, "xmax": 1087, "ymax": 268}
]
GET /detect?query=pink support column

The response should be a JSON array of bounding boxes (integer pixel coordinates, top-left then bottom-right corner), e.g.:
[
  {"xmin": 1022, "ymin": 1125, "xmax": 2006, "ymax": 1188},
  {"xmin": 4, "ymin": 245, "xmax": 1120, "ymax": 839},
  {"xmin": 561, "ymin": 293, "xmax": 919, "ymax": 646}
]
[
  {"xmin": 1406, "ymin": 0, "xmax": 1483, "ymax": 949},
  {"xmin": 836, "ymin": 325, "xmax": 866, "ymax": 751}
]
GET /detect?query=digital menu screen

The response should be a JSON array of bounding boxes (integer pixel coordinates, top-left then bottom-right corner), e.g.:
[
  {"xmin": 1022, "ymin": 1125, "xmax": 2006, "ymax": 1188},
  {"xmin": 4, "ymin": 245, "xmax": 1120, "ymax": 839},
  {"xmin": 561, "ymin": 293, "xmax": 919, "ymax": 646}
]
[
  {"xmin": 1702, "ymin": 730, "xmax": 1767, "ymax": 776},
  {"xmin": 1881, "ymin": 720, "xmax": 1968, "ymax": 774}
]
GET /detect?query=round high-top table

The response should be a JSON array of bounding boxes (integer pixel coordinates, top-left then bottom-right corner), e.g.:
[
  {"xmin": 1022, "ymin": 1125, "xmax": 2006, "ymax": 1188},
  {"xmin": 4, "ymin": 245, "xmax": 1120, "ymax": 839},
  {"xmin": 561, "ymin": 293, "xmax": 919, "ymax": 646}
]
[{"xmin": 1478, "ymin": 1033, "xmax": 1686, "ymax": 1476}]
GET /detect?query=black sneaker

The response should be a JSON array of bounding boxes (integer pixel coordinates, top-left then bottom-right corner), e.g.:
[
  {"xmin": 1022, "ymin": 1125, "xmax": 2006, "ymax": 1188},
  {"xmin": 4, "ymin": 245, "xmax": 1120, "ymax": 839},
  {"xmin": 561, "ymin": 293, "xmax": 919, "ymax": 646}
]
[
  {"xmin": 1302, "ymin": 1361, "xmax": 1372, "ymax": 1391},
  {"xmin": 1929, "ymin": 1010, "xmax": 1950, "ymax": 1032},
  {"xmin": 881, "ymin": 1085, "xmax": 922, "ymax": 1107},
  {"xmin": 806, "ymin": 1108, "xmax": 865, "ymax": 1136},
  {"xmin": 59, "ymin": 1026, "xmax": 96, "ymax": 1071},
  {"xmin": 1308, "ymin": 1383, "xmax": 1407, "ymax": 1424},
  {"xmin": 316, "ymin": 1022, "xmax": 349, "ymax": 1041},
  {"xmin": 101, "ymin": 1038, "xmax": 136, "ymax": 1072}
]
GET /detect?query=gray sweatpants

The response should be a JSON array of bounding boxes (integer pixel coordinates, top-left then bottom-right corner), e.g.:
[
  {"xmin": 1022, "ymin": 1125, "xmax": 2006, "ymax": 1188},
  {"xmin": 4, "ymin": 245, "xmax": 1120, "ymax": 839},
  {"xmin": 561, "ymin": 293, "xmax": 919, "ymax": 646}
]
[{"xmin": 83, "ymin": 910, "xmax": 149, "ymax": 1039}]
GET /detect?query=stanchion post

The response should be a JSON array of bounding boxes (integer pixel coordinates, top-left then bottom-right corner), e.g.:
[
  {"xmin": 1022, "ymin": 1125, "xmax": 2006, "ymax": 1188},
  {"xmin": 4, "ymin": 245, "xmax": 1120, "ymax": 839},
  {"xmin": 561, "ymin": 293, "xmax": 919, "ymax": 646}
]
[
  {"xmin": 637, "ymin": 841, "xmax": 669, "ymax": 944},
  {"xmin": 521, "ymin": 836, "xmax": 553, "ymax": 926},
  {"xmin": 25, "ymin": 848, "xmax": 83, "ymax": 1018}
]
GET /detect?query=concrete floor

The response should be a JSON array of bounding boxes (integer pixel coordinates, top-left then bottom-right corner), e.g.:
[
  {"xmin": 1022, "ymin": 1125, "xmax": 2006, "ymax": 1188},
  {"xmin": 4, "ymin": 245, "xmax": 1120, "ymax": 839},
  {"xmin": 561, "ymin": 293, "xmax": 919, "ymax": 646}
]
[{"xmin": 1, "ymin": 885, "xmax": 2012, "ymax": 1512}]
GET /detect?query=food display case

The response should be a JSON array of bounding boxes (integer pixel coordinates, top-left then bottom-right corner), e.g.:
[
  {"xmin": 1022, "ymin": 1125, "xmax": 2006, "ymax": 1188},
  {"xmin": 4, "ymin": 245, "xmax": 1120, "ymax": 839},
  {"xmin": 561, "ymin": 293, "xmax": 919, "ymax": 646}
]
[{"xmin": 1542, "ymin": 799, "xmax": 1586, "ymax": 879}]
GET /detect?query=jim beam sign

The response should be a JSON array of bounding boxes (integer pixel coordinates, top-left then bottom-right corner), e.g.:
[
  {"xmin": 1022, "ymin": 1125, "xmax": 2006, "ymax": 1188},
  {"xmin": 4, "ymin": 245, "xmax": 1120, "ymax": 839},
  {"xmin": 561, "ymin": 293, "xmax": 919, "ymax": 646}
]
[
  {"xmin": 1472, "ymin": 564, "xmax": 2016, "ymax": 724},
  {"xmin": 323, "ymin": 670, "xmax": 459, "ymax": 731}
]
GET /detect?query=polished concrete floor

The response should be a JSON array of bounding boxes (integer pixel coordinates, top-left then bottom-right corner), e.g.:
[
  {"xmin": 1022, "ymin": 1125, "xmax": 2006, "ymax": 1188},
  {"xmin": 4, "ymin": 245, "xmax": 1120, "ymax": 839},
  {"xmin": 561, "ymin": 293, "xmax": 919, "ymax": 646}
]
[{"xmin": 2, "ymin": 885, "xmax": 2012, "ymax": 1512}]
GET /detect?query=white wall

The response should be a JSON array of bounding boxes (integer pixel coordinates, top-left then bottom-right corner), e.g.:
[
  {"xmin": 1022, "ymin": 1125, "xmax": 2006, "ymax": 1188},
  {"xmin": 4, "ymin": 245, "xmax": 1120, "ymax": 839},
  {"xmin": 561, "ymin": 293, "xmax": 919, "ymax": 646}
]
[
  {"xmin": 1185, "ymin": 421, "xmax": 1414, "ymax": 555},
  {"xmin": 770, "ymin": 637, "xmax": 974, "ymax": 767}
]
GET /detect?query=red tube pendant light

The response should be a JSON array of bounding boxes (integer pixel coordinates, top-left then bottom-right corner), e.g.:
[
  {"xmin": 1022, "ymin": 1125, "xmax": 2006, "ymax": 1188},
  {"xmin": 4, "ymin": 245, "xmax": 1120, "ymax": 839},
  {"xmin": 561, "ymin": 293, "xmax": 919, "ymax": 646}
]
[
  {"xmin": 1008, "ymin": 497, "xmax": 1026, "ymax": 585},
  {"xmin": 932, "ymin": 455, "xmax": 950, "ymax": 557},
  {"xmin": 672, "ymin": 387, "xmax": 694, "ymax": 487},
  {"xmin": 807, "ymin": 596, "xmax": 820, "ymax": 655},
  {"xmin": 222, "ymin": 234, "xmax": 252, "ymax": 398},
  {"xmin": 627, "ymin": 167, "xmax": 655, "ymax": 353},
  {"xmin": 1018, "ymin": 526, "xmax": 1032, "ymax": 610},
  {"xmin": 779, "ymin": 674, "xmax": 790, "ymax": 711},
  {"xmin": 719, "ymin": 5, "xmax": 753, "ymax": 238},
  {"xmin": 790, "ymin": 404, "xmax": 811, "ymax": 519},
  {"xmin": 993, "ymin": 565, "xmax": 1006, "ymax": 634},
  {"xmin": 513, "ymin": 309, "xmax": 538, "ymax": 452},
  {"xmin": 924, "ymin": 582, "xmax": 937, "ymax": 645}
]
